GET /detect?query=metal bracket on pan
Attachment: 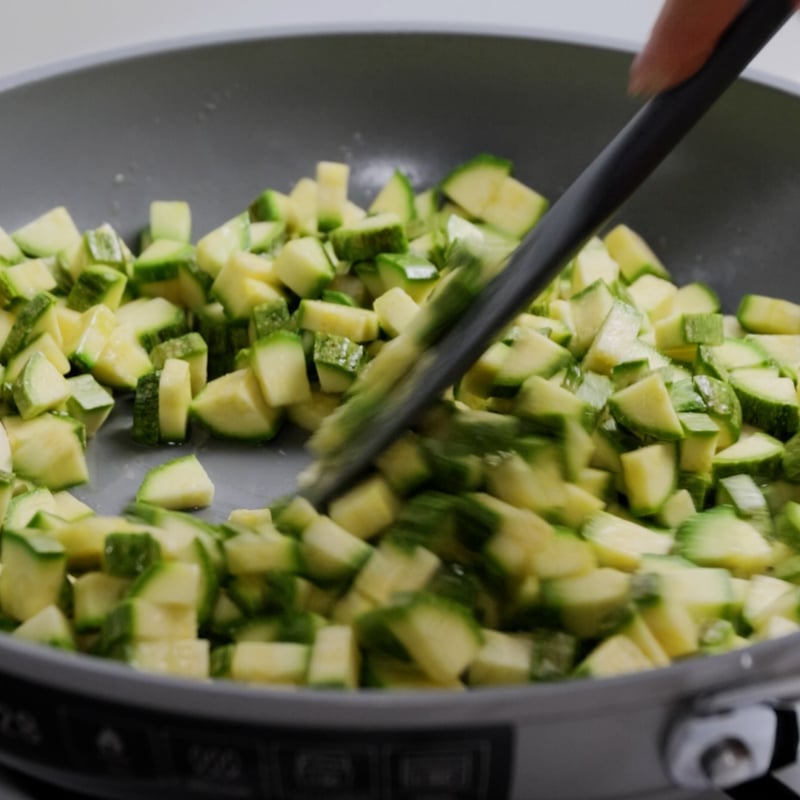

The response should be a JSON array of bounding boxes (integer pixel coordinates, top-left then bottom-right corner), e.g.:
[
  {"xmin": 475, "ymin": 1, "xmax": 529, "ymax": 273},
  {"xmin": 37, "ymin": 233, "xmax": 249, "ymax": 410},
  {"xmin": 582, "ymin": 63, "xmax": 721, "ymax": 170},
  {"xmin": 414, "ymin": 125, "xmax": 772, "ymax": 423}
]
[{"xmin": 665, "ymin": 675, "xmax": 800, "ymax": 796}]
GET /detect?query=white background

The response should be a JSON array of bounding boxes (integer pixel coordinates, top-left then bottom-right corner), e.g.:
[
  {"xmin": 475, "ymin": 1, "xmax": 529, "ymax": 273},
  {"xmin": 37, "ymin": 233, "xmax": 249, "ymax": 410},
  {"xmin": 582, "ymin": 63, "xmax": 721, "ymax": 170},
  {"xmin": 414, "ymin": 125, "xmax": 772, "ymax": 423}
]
[{"xmin": 0, "ymin": 1, "xmax": 798, "ymax": 89}]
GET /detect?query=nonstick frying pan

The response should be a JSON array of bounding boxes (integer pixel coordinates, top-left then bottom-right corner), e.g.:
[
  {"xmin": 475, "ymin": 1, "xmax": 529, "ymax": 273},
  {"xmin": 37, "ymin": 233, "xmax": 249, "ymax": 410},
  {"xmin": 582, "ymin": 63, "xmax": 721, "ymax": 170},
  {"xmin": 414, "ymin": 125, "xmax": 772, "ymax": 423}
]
[{"xmin": 0, "ymin": 24, "xmax": 799, "ymax": 800}]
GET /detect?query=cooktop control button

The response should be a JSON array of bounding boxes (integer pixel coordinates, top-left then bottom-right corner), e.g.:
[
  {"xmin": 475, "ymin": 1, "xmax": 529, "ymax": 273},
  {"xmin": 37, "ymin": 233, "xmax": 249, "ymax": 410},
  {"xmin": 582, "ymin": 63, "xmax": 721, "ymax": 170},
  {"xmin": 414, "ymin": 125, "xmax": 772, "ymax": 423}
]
[
  {"xmin": 273, "ymin": 743, "xmax": 377, "ymax": 799},
  {"xmin": 388, "ymin": 741, "xmax": 490, "ymax": 799},
  {"xmin": 0, "ymin": 674, "xmax": 67, "ymax": 769},
  {"xmin": 61, "ymin": 708, "xmax": 159, "ymax": 779},
  {"xmin": 0, "ymin": 699, "xmax": 56, "ymax": 764},
  {"xmin": 167, "ymin": 728, "xmax": 264, "ymax": 796}
]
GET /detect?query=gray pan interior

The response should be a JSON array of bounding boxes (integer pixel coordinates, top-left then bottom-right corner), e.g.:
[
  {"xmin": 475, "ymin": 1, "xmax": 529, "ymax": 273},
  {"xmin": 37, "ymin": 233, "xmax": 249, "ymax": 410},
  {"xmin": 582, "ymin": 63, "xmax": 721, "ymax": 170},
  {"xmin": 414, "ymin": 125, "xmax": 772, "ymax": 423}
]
[{"xmin": 0, "ymin": 28, "xmax": 799, "ymax": 800}]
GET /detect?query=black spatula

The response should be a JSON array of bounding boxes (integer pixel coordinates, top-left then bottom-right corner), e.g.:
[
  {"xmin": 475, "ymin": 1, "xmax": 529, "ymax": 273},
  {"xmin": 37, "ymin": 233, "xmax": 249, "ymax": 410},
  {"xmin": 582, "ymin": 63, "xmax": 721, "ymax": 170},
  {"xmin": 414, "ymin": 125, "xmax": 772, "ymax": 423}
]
[{"xmin": 302, "ymin": 0, "xmax": 795, "ymax": 509}]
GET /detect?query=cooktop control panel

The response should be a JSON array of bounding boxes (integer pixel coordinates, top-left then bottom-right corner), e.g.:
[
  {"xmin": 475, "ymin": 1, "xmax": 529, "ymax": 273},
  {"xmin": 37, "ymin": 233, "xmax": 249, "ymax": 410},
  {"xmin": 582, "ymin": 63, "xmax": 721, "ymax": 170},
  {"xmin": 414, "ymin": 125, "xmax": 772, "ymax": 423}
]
[{"xmin": 0, "ymin": 667, "xmax": 513, "ymax": 799}]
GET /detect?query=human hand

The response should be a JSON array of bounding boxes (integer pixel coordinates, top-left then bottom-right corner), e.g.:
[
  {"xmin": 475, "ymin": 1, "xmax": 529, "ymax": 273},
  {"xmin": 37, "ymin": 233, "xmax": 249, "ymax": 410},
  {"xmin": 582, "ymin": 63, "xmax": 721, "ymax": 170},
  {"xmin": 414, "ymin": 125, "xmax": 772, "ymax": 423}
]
[{"xmin": 629, "ymin": 0, "xmax": 799, "ymax": 95}]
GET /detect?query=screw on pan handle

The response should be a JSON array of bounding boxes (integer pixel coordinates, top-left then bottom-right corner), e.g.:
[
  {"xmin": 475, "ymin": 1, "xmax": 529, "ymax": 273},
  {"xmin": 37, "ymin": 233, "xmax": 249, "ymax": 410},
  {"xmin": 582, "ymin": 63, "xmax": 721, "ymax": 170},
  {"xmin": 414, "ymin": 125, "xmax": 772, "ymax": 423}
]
[{"xmin": 665, "ymin": 703, "xmax": 800, "ymax": 796}]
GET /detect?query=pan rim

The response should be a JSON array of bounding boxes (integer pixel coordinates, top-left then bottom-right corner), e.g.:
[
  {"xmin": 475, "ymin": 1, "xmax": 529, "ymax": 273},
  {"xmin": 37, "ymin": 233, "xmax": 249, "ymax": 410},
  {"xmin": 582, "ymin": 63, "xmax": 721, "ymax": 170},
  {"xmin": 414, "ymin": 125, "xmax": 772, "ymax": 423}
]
[{"xmin": 0, "ymin": 20, "xmax": 798, "ymax": 98}]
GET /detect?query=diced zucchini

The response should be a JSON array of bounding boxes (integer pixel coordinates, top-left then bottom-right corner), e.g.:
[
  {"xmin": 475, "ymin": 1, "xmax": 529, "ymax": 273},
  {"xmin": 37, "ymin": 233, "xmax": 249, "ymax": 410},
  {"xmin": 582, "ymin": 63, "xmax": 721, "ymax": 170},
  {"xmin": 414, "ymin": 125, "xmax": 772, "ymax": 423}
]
[
  {"xmin": 746, "ymin": 334, "xmax": 800, "ymax": 380},
  {"xmin": 672, "ymin": 282, "xmax": 720, "ymax": 315},
  {"xmin": 480, "ymin": 175, "xmax": 547, "ymax": 238},
  {"xmin": 91, "ymin": 324, "xmax": 154, "ymax": 390},
  {"xmin": 678, "ymin": 412, "xmax": 719, "ymax": 474},
  {"xmin": 697, "ymin": 337, "xmax": 769, "ymax": 380},
  {"xmin": 12, "ymin": 207, "xmax": 81, "ymax": 258},
  {"xmin": 514, "ymin": 374, "xmax": 591, "ymax": 434},
  {"xmin": 376, "ymin": 252, "xmax": 438, "ymax": 302},
  {"xmin": 250, "ymin": 330, "xmax": 312, "ymax": 406},
  {"xmin": 659, "ymin": 567, "xmax": 736, "ymax": 623},
  {"xmin": 150, "ymin": 200, "xmax": 192, "ymax": 243},
  {"xmin": 1, "ymin": 529, "xmax": 67, "ymax": 621},
  {"xmin": 13, "ymin": 604, "xmax": 75, "ymax": 650},
  {"xmin": 102, "ymin": 531, "xmax": 162, "ymax": 578},
  {"xmin": 570, "ymin": 246, "xmax": 620, "ymax": 296},
  {"xmin": 460, "ymin": 491, "xmax": 552, "ymax": 576},
  {"xmin": 158, "ymin": 358, "xmax": 192, "ymax": 443},
  {"xmin": 190, "ymin": 368, "xmax": 282, "ymax": 441},
  {"xmin": 369, "ymin": 169, "xmax": 416, "ymax": 222},
  {"xmin": 373, "ymin": 287, "xmax": 419, "ymax": 338},
  {"xmin": 4, "ymin": 414, "xmax": 88, "ymax": 490},
  {"xmin": 0, "ymin": 291, "xmax": 59, "ymax": 363},
  {"xmin": 676, "ymin": 506, "xmax": 772, "ymax": 576},
  {"xmin": 128, "ymin": 561, "xmax": 201, "ymax": 608},
  {"xmin": 316, "ymin": 161, "xmax": 349, "ymax": 232},
  {"xmin": 741, "ymin": 574, "xmax": 795, "ymax": 631},
  {"xmin": 297, "ymin": 299, "xmax": 379, "ymax": 343},
  {"xmin": 249, "ymin": 188, "xmax": 291, "ymax": 223},
  {"xmin": 626, "ymin": 274, "xmax": 677, "ymax": 322},
  {"xmin": 211, "ymin": 250, "xmax": 284, "ymax": 321},
  {"xmin": 374, "ymin": 433, "xmax": 432, "ymax": 496},
  {"xmin": 603, "ymin": 224, "xmax": 669, "ymax": 282},
  {"xmin": 0, "ymin": 259, "xmax": 58, "ymax": 307},
  {"xmin": 728, "ymin": 367, "xmax": 799, "ymax": 439},
  {"xmin": 63, "ymin": 374, "xmax": 113, "ymax": 437},
  {"xmin": 440, "ymin": 154, "xmax": 512, "ymax": 217},
  {"xmin": 306, "ymin": 624, "xmax": 360, "ymax": 689},
  {"xmin": 492, "ymin": 328, "xmax": 573, "ymax": 396},
  {"xmin": 581, "ymin": 510, "xmax": 672, "ymax": 571},
  {"xmin": 692, "ymin": 375, "xmax": 742, "ymax": 450},
  {"xmin": 716, "ymin": 473, "xmax": 771, "ymax": 536},
  {"xmin": 100, "ymin": 599, "xmax": 197, "ymax": 651},
  {"xmin": 368, "ymin": 592, "xmax": 483, "ymax": 683},
  {"xmin": 133, "ymin": 240, "xmax": 194, "ymax": 296},
  {"xmin": 223, "ymin": 529, "xmax": 300, "ymax": 575},
  {"xmin": 0, "ymin": 226, "xmax": 23, "ymax": 266},
  {"xmin": 213, "ymin": 641, "xmax": 309, "ymax": 685},
  {"xmin": 540, "ymin": 568, "xmax": 631, "ymax": 639},
  {"xmin": 328, "ymin": 475, "xmax": 399, "ymax": 540},
  {"xmin": 65, "ymin": 304, "xmax": 117, "ymax": 371},
  {"xmin": 654, "ymin": 313, "xmax": 724, "ymax": 358},
  {"xmin": 484, "ymin": 448, "xmax": 567, "ymax": 518},
  {"xmin": 713, "ymin": 431, "xmax": 784, "ymax": 481},
  {"xmin": 656, "ymin": 488, "xmax": 696, "ymax": 529},
  {"xmin": 150, "ymin": 332, "xmax": 208, "ymax": 395},
  {"xmin": 620, "ymin": 442, "xmax": 677, "ymax": 517},
  {"xmin": 131, "ymin": 372, "xmax": 160, "ymax": 446},
  {"xmin": 468, "ymin": 630, "xmax": 533, "ymax": 686},
  {"xmin": 331, "ymin": 213, "xmax": 407, "ymax": 261},
  {"xmin": 127, "ymin": 639, "xmax": 209, "ymax": 680},
  {"xmin": 136, "ymin": 454, "xmax": 214, "ymax": 510},
  {"xmin": 363, "ymin": 655, "xmax": 464, "ymax": 690},
  {"xmin": 114, "ymin": 296, "xmax": 186, "ymax": 351},
  {"xmin": 608, "ymin": 373, "xmax": 684, "ymax": 440},
  {"xmin": 582, "ymin": 300, "xmax": 643, "ymax": 374},
  {"xmin": 287, "ymin": 177, "xmax": 318, "ymax": 236},
  {"xmin": 300, "ymin": 515, "xmax": 373, "ymax": 583},
  {"xmin": 195, "ymin": 212, "xmax": 250, "ymax": 278},
  {"xmin": 575, "ymin": 635, "xmax": 654, "ymax": 678},
  {"xmin": 12, "ymin": 351, "xmax": 70, "ymax": 420},
  {"xmin": 273, "ymin": 236, "xmax": 335, "ymax": 298},
  {"xmin": 737, "ymin": 294, "xmax": 800, "ymax": 334},
  {"xmin": 72, "ymin": 571, "xmax": 130, "ymax": 633},
  {"xmin": 249, "ymin": 220, "xmax": 287, "ymax": 255}
]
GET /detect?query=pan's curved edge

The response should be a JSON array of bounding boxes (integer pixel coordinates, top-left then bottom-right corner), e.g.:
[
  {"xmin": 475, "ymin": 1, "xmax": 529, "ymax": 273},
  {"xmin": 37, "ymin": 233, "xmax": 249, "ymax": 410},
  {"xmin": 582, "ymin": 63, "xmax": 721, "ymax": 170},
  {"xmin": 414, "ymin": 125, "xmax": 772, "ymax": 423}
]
[{"xmin": 0, "ymin": 20, "xmax": 797, "ymax": 99}]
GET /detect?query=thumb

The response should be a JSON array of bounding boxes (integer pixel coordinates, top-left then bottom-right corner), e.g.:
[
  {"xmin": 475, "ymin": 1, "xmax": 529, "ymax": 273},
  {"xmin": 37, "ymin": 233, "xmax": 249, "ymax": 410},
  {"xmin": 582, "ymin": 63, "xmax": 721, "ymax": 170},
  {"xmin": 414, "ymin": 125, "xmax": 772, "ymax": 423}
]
[{"xmin": 629, "ymin": 0, "xmax": 748, "ymax": 95}]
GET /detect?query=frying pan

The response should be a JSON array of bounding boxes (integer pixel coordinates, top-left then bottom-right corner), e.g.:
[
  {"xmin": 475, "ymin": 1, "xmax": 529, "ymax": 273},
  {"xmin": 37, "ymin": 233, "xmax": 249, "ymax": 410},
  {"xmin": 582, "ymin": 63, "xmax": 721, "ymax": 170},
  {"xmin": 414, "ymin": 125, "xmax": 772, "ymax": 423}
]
[{"xmin": 0, "ymin": 25, "xmax": 799, "ymax": 800}]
